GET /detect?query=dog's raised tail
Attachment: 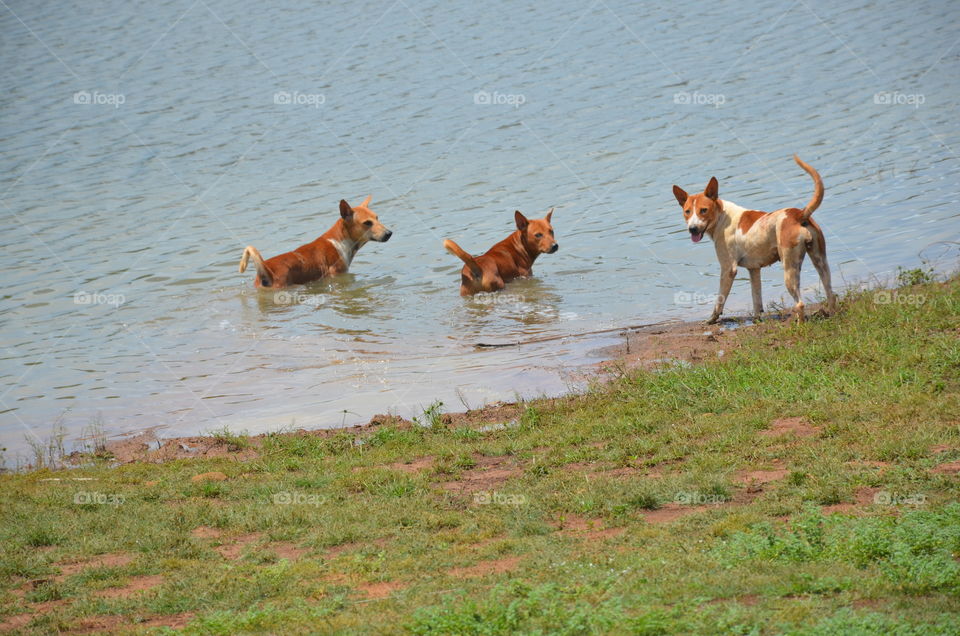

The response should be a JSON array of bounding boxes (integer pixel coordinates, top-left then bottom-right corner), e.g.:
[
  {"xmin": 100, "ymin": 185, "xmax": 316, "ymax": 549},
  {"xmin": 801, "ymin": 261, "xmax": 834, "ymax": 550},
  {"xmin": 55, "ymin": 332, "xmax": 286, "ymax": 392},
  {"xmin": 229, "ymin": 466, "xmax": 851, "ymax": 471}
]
[
  {"xmin": 794, "ymin": 155, "xmax": 823, "ymax": 221},
  {"xmin": 443, "ymin": 239, "xmax": 483, "ymax": 279},
  {"xmin": 238, "ymin": 245, "xmax": 273, "ymax": 286}
]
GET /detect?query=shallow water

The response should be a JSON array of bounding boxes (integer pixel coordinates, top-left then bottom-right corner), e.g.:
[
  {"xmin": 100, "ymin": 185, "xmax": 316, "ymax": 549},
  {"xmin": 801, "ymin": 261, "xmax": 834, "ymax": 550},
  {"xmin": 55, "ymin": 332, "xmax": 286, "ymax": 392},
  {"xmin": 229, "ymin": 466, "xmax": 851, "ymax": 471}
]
[{"xmin": 2, "ymin": 0, "xmax": 958, "ymax": 456}]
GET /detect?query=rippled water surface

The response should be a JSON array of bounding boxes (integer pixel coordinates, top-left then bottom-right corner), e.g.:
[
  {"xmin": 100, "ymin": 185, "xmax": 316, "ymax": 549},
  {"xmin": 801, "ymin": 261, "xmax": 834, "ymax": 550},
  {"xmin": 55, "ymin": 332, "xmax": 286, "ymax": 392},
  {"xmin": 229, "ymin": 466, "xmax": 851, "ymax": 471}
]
[{"xmin": 2, "ymin": 0, "xmax": 958, "ymax": 455}]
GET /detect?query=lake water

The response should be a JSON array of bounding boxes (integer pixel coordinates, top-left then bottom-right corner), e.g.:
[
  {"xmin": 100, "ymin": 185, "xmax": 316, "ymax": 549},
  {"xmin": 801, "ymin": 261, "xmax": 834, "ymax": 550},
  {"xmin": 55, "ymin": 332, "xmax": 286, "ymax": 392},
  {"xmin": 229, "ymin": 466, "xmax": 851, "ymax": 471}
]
[{"xmin": 2, "ymin": 0, "xmax": 958, "ymax": 458}]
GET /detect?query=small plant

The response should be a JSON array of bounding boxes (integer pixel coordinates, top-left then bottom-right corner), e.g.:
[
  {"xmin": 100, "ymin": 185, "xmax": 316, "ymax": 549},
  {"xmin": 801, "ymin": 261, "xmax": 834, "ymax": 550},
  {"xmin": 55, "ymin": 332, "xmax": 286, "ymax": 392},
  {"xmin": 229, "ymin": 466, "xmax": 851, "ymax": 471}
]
[
  {"xmin": 896, "ymin": 265, "xmax": 935, "ymax": 287},
  {"xmin": 209, "ymin": 426, "xmax": 251, "ymax": 451},
  {"xmin": 413, "ymin": 400, "xmax": 445, "ymax": 429}
]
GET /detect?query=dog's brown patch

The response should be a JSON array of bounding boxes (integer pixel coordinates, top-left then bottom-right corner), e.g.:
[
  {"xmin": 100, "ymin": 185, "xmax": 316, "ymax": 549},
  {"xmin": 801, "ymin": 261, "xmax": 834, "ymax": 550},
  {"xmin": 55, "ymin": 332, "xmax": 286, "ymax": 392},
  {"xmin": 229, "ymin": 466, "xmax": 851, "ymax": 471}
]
[
  {"xmin": 737, "ymin": 210, "xmax": 767, "ymax": 234},
  {"xmin": 777, "ymin": 208, "xmax": 807, "ymax": 250}
]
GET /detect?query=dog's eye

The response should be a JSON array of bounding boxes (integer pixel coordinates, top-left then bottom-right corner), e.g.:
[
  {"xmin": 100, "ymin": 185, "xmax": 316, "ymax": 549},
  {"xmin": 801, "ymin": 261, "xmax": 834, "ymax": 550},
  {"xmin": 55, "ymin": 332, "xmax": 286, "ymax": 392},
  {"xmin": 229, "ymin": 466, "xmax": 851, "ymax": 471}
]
[
  {"xmin": 549, "ymin": 230, "xmax": 554, "ymax": 236},
  {"xmin": 699, "ymin": 208, "xmax": 707, "ymax": 215},
  {"xmin": 363, "ymin": 220, "xmax": 373, "ymax": 227},
  {"xmin": 535, "ymin": 233, "xmax": 543, "ymax": 238},
  {"xmin": 684, "ymin": 210, "xmax": 690, "ymax": 216}
]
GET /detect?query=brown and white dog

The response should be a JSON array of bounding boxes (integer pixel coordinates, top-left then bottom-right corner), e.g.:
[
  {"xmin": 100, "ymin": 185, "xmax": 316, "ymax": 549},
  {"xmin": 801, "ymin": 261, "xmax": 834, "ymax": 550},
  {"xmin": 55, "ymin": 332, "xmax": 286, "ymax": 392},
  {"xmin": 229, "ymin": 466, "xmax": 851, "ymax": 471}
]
[
  {"xmin": 672, "ymin": 156, "xmax": 836, "ymax": 323},
  {"xmin": 238, "ymin": 196, "xmax": 392, "ymax": 287},
  {"xmin": 444, "ymin": 210, "xmax": 558, "ymax": 295}
]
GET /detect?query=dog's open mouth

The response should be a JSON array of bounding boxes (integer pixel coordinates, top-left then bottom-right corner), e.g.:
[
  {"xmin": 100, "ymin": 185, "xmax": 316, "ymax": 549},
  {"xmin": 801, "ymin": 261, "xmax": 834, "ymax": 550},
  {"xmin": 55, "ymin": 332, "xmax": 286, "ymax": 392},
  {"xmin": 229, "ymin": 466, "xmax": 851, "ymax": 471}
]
[{"xmin": 689, "ymin": 229, "xmax": 704, "ymax": 243}]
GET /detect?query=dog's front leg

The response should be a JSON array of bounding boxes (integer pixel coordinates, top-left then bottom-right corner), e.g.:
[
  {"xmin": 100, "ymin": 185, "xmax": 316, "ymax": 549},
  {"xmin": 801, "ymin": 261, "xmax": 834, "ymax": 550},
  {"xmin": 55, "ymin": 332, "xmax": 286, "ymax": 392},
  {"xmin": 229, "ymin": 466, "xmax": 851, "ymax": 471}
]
[
  {"xmin": 748, "ymin": 268, "xmax": 763, "ymax": 318},
  {"xmin": 708, "ymin": 264, "xmax": 737, "ymax": 324}
]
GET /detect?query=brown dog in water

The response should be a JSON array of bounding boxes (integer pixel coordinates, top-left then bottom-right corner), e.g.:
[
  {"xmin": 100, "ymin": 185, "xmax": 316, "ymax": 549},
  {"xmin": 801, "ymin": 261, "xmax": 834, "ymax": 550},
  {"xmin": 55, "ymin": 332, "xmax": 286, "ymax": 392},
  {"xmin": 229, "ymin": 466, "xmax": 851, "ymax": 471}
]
[
  {"xmin": 239, "ymin": 196, "xmax": 392, "ymax": 287},
  {"xmin": 443, "ymin": 209, "xmax": 558, "ymax": 295}
]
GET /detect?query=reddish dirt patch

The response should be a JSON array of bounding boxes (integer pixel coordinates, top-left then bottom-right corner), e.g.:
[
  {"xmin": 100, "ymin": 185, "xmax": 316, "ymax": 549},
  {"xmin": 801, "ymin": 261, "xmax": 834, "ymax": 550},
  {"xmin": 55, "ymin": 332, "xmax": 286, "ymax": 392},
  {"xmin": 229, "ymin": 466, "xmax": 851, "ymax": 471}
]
[
  {"xmin": 822, "ymin": 487, "xmax": 882, "ymax": 514},
  {"xmin": 215, "ymin": 532, "xmax": 264, "ymax": 560},
  {"xmin": 639, "ymin": 503, "xmax": 705, "ymax": 524},
  {"xmin": 448, "ymin": 556, "xmax": 522, "ymax": 579},
  {"xmin": 386, "ymin": 456, "xmax": 434, "ymax": 474},
  {"xmin": 735, "ymin": 466, "xmax": 789, "ymax": 492},
  {"xmin": 357, "ymin": 580, "xmax": 406, "ymax": 599},
  {"xmin": 931, "ymin": 461, "xmax": 960, "ymax": 475},
  {"xmin": 598, "ymin": 320, "xmax": 751, "ymax": 373},
  {"xmin": 760, "ymin": 417, "xmax": 821, "ymax": 439},
  {"xmin": 553, "ymin": 514, "xmax": 626, "ymax": 540},
  {"xmin": 140, "ymin": 612, "xmax": 196, "ymax": 628},
  {"xmin": 441, "ymin": 454, "xmax": 523, "ymax": 495},
  {"xmin": 96, "ymin": 574, "xmax": 164, "ymax": 599},
  {"xmin": 0, "ymin": 600, "xmax": 67, "ymax": 631},
  {"xmin": 97, "ymin": 430, "xmax": 260, "ymax": 465},
  {"xmin": 64, "ymin": 616, "xmax": 127, "ymax": 635},
  {"xmin": 930, "ymin": 444, "xmax": 953, "ymax": 453},
  {"xmin": 270, "ymin": 542, "xmax": 310, "ymax": 561},
  {"xmin": 191, "ymin": 471, "xmax": 229, "ymax": 483},
  {"xmin": 191, "ymin": 525, "xmax": 223, "ymax": 539},
  {"xmin": 55, "ymin": 553, "xmax": 134, "ymax": 581}
]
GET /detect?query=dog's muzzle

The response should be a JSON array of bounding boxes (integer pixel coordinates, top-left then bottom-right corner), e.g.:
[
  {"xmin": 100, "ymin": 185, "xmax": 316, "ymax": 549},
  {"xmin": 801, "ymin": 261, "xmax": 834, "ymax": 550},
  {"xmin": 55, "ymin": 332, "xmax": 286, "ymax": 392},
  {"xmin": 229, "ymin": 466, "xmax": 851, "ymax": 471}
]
[
  {"xmin": 377, "ymin": 230, "xmax": 393, "ymax": 242},
  {"xmin": 688, "ymin": 227, "xmax": 704, "ymax": 243},
  {"xmin": 548, "ymin": 243, "xmax": 559, "ymax": 254}
]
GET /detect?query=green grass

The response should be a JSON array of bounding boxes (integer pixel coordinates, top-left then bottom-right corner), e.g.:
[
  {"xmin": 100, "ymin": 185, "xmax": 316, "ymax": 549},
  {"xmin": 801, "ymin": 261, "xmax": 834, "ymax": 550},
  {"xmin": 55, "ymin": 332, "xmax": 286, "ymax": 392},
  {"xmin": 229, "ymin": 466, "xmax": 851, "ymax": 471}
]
[{"xmin": 1, "ymin": 277, "xmax": 959, "ymax": 634}]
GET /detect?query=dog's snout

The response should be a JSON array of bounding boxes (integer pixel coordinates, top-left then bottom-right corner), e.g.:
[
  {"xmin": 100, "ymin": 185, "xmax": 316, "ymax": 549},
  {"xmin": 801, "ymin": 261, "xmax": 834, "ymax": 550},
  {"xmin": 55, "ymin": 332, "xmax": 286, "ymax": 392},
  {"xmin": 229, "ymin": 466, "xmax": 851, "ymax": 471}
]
[
  {"xmin": 548, "ymin": 243, "xmax": 558, "ymax": 254},
  {"xmin": 688, "ymin": 227, "xmax": 700, "ymax": 235},
  {"xmin": 382, "ymin": 229, "xmax": 393, "ymax": 242}
]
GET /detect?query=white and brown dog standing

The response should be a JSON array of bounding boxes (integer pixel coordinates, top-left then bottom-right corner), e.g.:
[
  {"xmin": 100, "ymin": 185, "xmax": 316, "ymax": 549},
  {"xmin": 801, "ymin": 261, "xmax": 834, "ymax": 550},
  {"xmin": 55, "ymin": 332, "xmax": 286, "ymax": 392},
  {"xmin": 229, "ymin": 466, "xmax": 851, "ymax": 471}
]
[
  {"xmin": 672, "ymin": 156, "xmax": 837, "ymax": 323},
  {"xmin": 239, "ymin": 196, "xmax": 391, "ymax": 287}
]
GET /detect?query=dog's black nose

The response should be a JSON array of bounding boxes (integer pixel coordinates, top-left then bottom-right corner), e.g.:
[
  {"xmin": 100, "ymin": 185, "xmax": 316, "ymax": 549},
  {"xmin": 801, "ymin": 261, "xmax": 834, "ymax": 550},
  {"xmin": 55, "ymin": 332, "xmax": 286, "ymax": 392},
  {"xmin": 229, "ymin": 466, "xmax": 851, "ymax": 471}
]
[
  {"xmin": 382, "ymin": 230, "xmax": 393, "ymax": 241},
  {"xmin": 549, "ymin": 243, "xmax": 558, "ymax": 254},
  {"xmin": 689, "ymin": 227, "xmax": 700, "ymax": 235}
]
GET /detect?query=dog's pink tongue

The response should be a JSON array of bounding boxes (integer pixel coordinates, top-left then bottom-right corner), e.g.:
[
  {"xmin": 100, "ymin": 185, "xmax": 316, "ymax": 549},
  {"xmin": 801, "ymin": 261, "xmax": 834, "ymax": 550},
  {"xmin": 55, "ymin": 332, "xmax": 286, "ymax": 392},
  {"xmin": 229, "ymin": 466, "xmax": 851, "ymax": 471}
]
[{"xmin": 691, "ymin": 233, "xmax": 702, "ymax": 243}]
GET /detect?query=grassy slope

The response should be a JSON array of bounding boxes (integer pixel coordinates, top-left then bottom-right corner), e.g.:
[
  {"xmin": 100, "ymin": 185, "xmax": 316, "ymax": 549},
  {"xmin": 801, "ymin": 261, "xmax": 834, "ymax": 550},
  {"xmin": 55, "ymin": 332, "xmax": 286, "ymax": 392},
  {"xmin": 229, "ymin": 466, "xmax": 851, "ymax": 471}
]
[{"xmin": 1, "ymin": 278, "xmax": 958, "ymax": 635}]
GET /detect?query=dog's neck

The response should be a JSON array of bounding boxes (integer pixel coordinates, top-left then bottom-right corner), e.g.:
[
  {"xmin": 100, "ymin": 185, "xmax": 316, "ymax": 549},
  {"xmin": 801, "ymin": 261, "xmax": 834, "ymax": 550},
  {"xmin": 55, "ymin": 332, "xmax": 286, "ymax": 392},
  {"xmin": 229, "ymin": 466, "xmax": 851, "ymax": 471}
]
[
  {"xmin": 510, "ymin": 230, "xmax": 539, "ymax": 268},
  {"xmin": 708, "ymin": 199, "xmax": 745, "ymax": 239},
  {"xmin": 325, "ymin": 219, "xmax": 364, "ymax": 265}
]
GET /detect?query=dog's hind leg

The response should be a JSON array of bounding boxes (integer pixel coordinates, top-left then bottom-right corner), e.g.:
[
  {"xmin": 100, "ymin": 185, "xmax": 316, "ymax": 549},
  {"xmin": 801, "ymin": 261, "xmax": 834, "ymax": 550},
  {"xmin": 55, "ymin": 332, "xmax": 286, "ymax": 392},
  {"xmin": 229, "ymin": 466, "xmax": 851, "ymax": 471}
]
[
  {"xmin": 748, "ymin": 268, "xmax": 763, "ymax": 318},
  {"xmin": 807, "ymin": 232, "xmax": 837, "ymax": 315},
  {"xmin": 783, "ymin": 257, "xmax": 805, "ymax": 322},
  {"xmin": 239, "ymin": 246, "xmax": 274, "ymax": 287}
]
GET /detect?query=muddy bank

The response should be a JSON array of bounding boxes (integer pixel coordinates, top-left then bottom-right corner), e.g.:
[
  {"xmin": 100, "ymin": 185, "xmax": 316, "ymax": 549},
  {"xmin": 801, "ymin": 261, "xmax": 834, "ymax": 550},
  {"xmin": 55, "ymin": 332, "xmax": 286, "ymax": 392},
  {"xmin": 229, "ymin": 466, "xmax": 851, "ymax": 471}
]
[{"xmin": 71, "ymin": 311, "xmax": 801, "ymax": 468}]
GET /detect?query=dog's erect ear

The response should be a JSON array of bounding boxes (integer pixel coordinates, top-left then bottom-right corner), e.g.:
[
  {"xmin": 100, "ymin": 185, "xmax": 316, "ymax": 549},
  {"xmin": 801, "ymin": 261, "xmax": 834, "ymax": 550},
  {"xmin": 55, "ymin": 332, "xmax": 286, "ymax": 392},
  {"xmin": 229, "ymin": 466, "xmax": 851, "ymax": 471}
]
[
  {"xmin": 545, "ymin": 208, "xmax": 554, "ymax": 223},
  {"xmin": 339, "ymin": 199, "xmax": 354, "ymax": 219},
  {"xmin": 514, "ymin": 210, "xmax": 529, "ymax": 231},
  {"xmin": 361, "ymin": 195, "xmax": 372, "ymax": 207},
  {"xmin": 672, "ymin": 185, "xmax": 688, "ymax": 207},
  {"xmin": 704, "ymin": 177, "xmax": 719, "ymax": 201}
]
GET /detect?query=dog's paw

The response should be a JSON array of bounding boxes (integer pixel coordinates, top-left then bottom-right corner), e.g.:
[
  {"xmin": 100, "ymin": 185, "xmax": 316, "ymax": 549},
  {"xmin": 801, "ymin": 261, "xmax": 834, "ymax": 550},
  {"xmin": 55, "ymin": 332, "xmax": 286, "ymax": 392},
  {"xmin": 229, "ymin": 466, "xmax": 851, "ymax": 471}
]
[{"xmin": 706, "ymin": 314, "xmax": 721, "ymax": 325}]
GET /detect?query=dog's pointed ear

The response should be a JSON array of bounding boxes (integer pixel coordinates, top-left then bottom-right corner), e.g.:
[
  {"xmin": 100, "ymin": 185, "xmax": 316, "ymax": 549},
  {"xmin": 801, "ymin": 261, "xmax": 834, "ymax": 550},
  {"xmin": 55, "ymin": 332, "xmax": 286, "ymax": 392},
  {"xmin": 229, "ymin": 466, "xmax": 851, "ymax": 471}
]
[
  {"xmin": 704, "ymin": 177, "xmax": 719, "ymax": 201},
  {"xmin": 339, "ymin": 199, "xmax": 354, "ymax": 219},
  {"xmin": 514, "ymin": 210, "xmax": 529, "ymax": 230},
  {"xmin": 672, "ymin": 185, "xmax": 688, "ymax": 207},
  {"xmin": 361, "ymin": 194, "xmax": 372, "ymax": 207},
  {"xmin": 545, "ymin": 208, "xmax": 554, "ymax": 223}
]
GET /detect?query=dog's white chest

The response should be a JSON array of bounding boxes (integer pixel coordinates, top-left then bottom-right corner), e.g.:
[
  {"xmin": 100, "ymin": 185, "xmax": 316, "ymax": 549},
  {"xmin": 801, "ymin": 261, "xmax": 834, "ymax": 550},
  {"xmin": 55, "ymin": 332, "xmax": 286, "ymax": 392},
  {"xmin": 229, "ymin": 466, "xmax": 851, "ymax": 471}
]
[{"xmin": 328, "ymin": 238, "xmax": 356, "ymax": 266}]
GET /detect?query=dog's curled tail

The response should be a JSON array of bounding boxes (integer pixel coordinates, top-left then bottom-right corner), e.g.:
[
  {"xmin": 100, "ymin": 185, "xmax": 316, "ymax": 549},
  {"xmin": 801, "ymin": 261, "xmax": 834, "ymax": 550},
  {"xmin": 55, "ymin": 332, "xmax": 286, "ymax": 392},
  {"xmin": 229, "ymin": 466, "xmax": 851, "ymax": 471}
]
[
  {"xmin": 238, "ymin": 245, "xmax": 273, "ymax": 286},
  {"xmin": 443, "ymin": 239, "xmax": 483, "ymax": 280},
  {"xmin": 794, "ymin": 155, "xmax": 823, "ymax": 222}
]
